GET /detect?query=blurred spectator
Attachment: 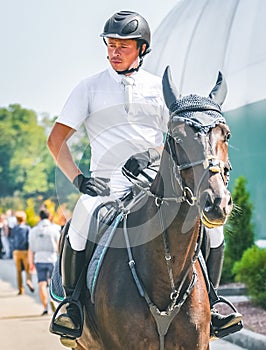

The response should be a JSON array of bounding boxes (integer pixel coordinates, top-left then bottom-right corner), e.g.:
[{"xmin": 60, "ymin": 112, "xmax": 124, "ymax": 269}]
[
  {"xmin": 10, "ymin": 211, "xmax": 34, "ymax": 295},
  {"xmin": 28, "ymin": 208, "xmax": 60, "ymax": 315},
  {"xmin": 6, "ymin": 209, "xmax": 17, "ymax": 258},
  {"xmin": 0, "ymin": 214, "xmax": 8, "ymax": 258},
  {"xmin": 0, "ymin": 214, "xmax": 9, "ymax": 259},
  {"xmin": 0, "ymin": 225, "xmax": 3, "ymax": 258}
]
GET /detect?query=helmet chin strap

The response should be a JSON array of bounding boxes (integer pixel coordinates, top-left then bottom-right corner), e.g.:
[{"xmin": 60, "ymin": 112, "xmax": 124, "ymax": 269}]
[
  {"xmin": 114, "ymin": 46, "xmax": 151, "ymax": 75},
  {"xmin": 115, "ymin": 56, "xmax": 143, "ymax": 75}
]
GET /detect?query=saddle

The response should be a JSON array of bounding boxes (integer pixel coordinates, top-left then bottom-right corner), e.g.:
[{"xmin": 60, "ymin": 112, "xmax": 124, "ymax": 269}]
[{"xmin": 50, "ymin": 188, "xmax": 136, "ymax": 303}]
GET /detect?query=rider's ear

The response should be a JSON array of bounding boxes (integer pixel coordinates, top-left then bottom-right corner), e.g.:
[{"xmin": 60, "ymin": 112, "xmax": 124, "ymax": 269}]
[
  {"xmin": 141, "ymin": 43, "xmax": 147, "ymax": 55},
  {"xmin": 209, "ymin": 71, "xmax": 228, "ymax": 106}
]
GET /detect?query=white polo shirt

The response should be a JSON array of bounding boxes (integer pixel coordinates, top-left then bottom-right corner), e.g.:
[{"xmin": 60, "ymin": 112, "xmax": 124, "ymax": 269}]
[
  {"xmin": 29, "ymin": 219, "xmax": 60, "ymax": 264},
  {"xmin": 56, "ymin": 67, "xmax": 168, "ymax": 193}
]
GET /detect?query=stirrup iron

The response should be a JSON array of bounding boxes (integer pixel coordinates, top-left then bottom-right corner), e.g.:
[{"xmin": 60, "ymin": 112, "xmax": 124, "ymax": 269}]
[
  {"xmin": 50, "ymin": 297, "xmax": 84, "ymax": 339},
  {"xmin": 210, "ymin": 296, "xmax": 243, "ymax": 339}
]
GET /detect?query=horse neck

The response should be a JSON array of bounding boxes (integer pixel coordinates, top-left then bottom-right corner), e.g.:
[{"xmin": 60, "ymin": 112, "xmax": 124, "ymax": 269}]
[
  {"xmin": 132, "ymin": 151, "xmax": 201, "ymax": 308},
  {"xmin": 132, "ymin": 199, "xmax": 200, "ymax": 310},
  {"xmin": 148, "ymin": 146, "xmax": 200, "ymax": 261},
  {"xmin": 138, "ymin": 199, "xmax": 199, "ymax": 273}
]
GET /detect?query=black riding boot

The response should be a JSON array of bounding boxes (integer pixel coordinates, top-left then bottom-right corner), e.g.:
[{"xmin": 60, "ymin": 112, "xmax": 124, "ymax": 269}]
[
  {"xmin": 207, "ymin": 242, "xmax": 242, "ymax": 332},
  {"xmin": 50, "ymin": 237, "xmax": 85, "ymax": 348}
]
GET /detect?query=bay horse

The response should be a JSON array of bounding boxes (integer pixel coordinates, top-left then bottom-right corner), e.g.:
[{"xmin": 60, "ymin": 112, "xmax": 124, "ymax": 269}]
[{"xmin": 74, "ymin": 67, "xmax": 233, "ymax": 350}]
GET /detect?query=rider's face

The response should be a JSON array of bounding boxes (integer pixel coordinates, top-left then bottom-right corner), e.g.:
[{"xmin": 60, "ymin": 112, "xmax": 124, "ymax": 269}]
[{"xmin": 107, "ymin": 38, "xmax": 142, "ymax": 74}]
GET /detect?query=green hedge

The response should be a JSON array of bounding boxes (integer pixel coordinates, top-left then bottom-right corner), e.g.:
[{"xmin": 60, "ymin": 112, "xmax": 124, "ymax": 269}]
[{"xmin": 233, "ymin": 245, "xmax": 266, "ymax": 309}]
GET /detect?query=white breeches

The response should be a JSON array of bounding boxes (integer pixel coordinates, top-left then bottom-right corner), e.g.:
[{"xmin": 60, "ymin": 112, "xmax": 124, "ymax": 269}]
[
  {"xmin": 68, "ymin": 190, "xmax": 128, "ymax": 251},
  {"xmin": 205, "ymin": 226, "xmax": 224, "ymax": 248}
]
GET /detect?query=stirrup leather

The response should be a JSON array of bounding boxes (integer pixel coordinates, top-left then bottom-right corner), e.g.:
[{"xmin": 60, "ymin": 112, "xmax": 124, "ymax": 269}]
[{"xmin": 50, "ymin": 297, "xmax": 84, "ymax": 339}]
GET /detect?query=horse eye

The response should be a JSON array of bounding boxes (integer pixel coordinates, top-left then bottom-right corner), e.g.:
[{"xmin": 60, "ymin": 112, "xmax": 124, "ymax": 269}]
[
  {"xmin": 224, "ymin": 161, "xmax": 232, "ymax": 186},
  {"xmin": 225, "ymin": 133, "xmax": 231, "ymax": 142},
  {"xmin": 194, "ymin": 133, "xmax": 200, "ymax": 140}
]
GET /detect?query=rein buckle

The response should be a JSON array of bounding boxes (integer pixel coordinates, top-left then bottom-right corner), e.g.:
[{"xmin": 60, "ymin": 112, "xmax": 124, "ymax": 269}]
[{"xmin": 183, "ymin": 187, "xmax": 197, "ymax": 206}]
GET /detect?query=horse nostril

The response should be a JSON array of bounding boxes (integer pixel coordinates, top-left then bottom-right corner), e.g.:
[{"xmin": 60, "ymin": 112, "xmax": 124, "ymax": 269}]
[
  {"xmin": 200, "ymin": 191, "xmax": 224, "ymax": 214},
  {"xmin": 214, "ymin": 197, "xmax": 222, "ymax": 207},
  {"xmin": 200, "ymin": 191, "xmax": 213, "ymax": 212}
]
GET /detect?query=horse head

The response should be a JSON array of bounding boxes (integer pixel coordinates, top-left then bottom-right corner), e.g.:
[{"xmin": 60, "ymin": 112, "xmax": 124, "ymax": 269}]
[{"xmin": 162, "ymin": 66, "xmax": 233, "ymax": 228}]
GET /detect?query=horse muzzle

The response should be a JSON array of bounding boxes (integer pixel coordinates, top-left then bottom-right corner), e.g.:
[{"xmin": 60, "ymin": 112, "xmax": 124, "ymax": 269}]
[{"xmin": 199, "ymin": 188, "xmax": 233, "ymax": 228}]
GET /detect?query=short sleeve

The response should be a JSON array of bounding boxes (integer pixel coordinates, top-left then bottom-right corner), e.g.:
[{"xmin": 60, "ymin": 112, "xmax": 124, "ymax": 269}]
[{"xmin": 56, "ymin": 79, "xmax": 90, "ymax": 130}]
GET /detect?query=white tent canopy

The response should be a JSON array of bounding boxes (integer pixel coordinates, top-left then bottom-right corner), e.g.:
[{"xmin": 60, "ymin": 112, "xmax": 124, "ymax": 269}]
[{"xmin": 144, "ymin": 0, "xmax": 266, "ymax": 112}]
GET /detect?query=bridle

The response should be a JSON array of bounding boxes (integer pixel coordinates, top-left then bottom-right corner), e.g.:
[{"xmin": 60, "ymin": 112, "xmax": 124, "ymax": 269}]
[{"xmin": 163, "ymin": 118, "xmax": 228, "ymax": 208}]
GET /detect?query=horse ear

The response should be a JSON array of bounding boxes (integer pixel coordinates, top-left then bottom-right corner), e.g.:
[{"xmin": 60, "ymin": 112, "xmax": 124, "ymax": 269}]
[
  {"xmin": 208, "ymin": 71, "xmax": 228, "ymax": 106},
  {"xmin": 162, "ymin": 66, "xmax": 179, "ymax": 109}
]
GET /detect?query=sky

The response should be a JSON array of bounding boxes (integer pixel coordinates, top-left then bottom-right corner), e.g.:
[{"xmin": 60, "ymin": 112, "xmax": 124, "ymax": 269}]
[{"xmin": 0, "ymin": 0, "xmax": 178, "ymax": 118}]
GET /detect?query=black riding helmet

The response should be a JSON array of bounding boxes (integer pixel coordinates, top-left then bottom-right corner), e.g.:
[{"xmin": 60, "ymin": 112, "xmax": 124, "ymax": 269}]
[{"xmin": 100, "ymin": 10, "xmax": 151, "ymax": 74}]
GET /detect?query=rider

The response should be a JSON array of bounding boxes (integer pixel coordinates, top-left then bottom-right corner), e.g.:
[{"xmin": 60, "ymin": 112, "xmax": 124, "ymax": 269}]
[{"xmin": 48, "ymin": 10, "xmax": 242, "ymax": 347}]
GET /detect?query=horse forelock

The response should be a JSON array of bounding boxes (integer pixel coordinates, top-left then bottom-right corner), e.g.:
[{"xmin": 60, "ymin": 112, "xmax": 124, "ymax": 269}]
[{"xmin": 169, "ymin": 94, "xmax": 226, "ymax": 133}]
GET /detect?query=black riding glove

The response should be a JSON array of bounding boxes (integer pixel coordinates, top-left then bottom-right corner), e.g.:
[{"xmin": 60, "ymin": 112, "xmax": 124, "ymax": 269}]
[
  {"xmin": 73, "ymin": 174, "xmax": 110, "ymax": 196},
  {"xmin": 123, "ymin": 148, "xmax": 160, "ymax": 177}
]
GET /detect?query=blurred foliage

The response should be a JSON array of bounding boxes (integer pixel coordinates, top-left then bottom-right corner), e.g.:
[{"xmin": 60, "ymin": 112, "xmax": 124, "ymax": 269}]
[
  {"xmin": 25, "ymin": 198, "xmax": 40, "ymax": 227},
  {"xmin": 0, "ymin": 104, "xmax": 53, "ymax": 196},
  {"xmin": 0, "ymin": 104, "xmax": 90, "ymax": 226},
  {"xmin": 222, "ymin": 176, "xmax": 255, "ymax": 283},
  {"xmin": 233, "ymin": 246, "xmax": 266, "ymax": 309}
]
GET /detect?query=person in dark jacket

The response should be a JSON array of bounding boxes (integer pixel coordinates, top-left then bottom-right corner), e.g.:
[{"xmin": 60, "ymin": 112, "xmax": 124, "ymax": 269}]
[{"xmin": 11, "ymin": 211, "xmax": 34, "ymax": 295}]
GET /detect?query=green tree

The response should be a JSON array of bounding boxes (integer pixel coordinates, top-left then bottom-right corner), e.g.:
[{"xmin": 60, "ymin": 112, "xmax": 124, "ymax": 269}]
[
  {"xmin": 0, "ymin": 106, "xmax": 17, "ymax": 196},
  {"xmin": 0, "ymin": 104, "xmax": 56, "ymax": 197},
  {"xmin": 0, "ymin": 104, "xmax": 91, "ymax": 220},
  {"xmin": 222, "ymin": 176, "xmax": 255, "ymax": 282},
  {"xmin": 233, "ymin": 246, "xmax": 266, "ymax": 309}
]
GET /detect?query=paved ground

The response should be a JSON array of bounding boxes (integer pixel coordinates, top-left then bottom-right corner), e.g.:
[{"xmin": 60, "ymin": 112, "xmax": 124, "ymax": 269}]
[
  {"xmin": 0, "ymin": 259, "xmax": 62, "ymax": 350},
  {"xmin": 0, "ymin": 259, "xmax": 247, "ymax": 350},
  {"xmin": 210, "ymin": 339, "xmax": 246, "ymax": 350}
]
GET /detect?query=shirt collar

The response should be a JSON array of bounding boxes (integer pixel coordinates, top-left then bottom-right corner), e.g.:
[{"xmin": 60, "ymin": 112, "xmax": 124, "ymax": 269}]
[
  {"xmin": 107, "ymin": 66, "xmax": 140, "ymax": 84},
  {"xmin": 39, "ymin": 219, "xmax": 51, "ymax": 226}
]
